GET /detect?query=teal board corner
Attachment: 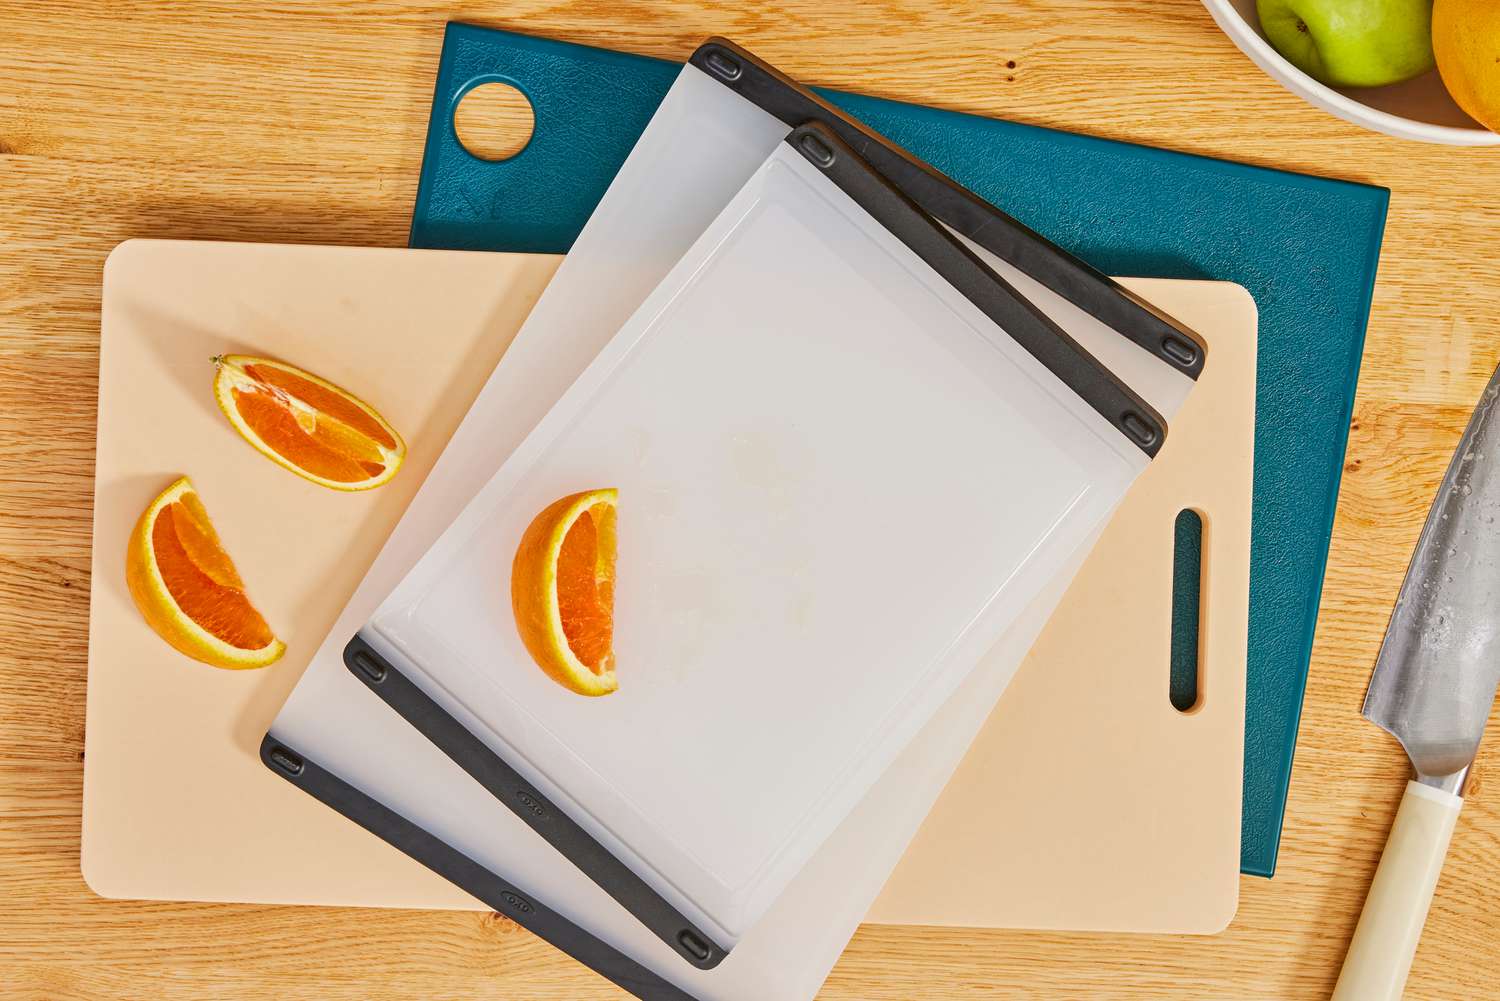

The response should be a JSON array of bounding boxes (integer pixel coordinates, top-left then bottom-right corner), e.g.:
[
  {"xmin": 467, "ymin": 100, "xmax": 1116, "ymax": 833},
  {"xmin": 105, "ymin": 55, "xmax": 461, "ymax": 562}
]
[{"xmin": 409, "ymin": 23, "xmax": 1390, "ymax": 878}]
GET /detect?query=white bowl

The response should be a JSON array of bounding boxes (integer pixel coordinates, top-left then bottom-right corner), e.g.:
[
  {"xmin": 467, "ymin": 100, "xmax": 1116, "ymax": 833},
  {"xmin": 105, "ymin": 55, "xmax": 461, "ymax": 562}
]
[{"xmin": 1202, "ymin": 0, "xmax": 1500, "ymax": 145}]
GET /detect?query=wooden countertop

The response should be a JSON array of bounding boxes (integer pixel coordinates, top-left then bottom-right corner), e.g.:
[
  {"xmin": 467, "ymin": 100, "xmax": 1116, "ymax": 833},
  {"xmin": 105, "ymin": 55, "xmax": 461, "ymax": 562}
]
[{"xmin": 4, "ymin": 2, "xmax": 1499, "ymax": 998}]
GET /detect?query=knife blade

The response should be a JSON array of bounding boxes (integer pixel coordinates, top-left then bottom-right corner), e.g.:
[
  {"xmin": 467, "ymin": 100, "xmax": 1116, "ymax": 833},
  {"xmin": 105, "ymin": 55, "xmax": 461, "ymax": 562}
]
[{"xmin": 1333, "ymin": 361, "xmax": 1500, "ymax": 1001}]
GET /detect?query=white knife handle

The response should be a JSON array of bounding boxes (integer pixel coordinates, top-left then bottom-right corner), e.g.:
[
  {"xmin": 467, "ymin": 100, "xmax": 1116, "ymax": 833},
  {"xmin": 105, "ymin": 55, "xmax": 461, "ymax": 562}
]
[{"xmin": 1332, "ymin": 780, "xmax": 1463, "ymax": 1001}]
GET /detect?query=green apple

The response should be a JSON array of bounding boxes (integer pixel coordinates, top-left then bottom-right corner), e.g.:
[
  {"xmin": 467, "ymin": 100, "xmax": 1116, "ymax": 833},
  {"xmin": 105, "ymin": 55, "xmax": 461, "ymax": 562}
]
[{"xmin": 1257, "ymin": 0, "xmax": 1435, "ymax": 87}]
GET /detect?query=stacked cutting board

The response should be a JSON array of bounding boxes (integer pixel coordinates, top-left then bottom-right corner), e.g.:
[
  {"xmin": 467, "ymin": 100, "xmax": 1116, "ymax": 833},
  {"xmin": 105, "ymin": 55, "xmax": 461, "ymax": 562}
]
[{"xmin": 81, "ymin": 26, "xmax": 1386, "ymax": 1001}]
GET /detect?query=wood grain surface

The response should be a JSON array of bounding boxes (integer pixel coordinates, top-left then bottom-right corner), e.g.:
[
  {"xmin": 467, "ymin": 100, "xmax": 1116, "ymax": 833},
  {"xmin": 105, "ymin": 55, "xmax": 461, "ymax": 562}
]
[{"xmin": 4, "ymin": 2, "xmax": 1500, "ymax": 998}]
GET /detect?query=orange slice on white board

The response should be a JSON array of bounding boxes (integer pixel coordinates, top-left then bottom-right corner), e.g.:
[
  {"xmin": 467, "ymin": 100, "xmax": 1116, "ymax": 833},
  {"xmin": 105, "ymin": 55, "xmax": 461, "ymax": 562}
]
[
  {"xmin": 511, "ymin": 489, "xmax": 619, "ymax": 697},
  {"xmin": 125, "ymin": 476, "xmax": 285, "ymax": 670},
  {"xmin": 213, "ymin": 354, "xmax": 406, "ymax": 491}
]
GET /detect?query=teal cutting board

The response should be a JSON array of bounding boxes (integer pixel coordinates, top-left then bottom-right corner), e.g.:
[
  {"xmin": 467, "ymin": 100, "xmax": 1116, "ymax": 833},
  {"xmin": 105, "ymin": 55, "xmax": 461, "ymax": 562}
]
[{"xmin": 408, "ymin": 23, "xmax": 1389, "ymax": 878}]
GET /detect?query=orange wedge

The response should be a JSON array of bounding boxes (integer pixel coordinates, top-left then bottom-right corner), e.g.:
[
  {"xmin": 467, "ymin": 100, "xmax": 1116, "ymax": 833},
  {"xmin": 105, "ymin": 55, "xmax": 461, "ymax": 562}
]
[
  {"xmin": 125, "ymin": 477, "xmax": 285, "ymax": 670},
  {"xmin": 511, "ymin": 489, "xmax": 619, "ymax": 697},
  {"xmin": 212, "ymin": 354, "xmax": 405, "ymax": 491}
]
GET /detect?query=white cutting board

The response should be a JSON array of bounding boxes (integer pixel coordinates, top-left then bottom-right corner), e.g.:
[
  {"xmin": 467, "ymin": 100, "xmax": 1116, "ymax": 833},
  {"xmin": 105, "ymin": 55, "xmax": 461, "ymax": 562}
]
[
  {"xmin": 83, "ymin": 242, "xmax": 1251, "ymax": 990},
  {"xmin": 360, "ymin": 145, "xmax": 1149, "ymax": 945}
]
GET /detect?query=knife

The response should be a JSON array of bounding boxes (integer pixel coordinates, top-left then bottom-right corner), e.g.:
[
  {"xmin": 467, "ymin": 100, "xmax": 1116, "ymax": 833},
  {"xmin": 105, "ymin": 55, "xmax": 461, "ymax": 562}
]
[{"xmin": 1333, "ymin": 362, "xmax": 1500, "ymax": 1000}]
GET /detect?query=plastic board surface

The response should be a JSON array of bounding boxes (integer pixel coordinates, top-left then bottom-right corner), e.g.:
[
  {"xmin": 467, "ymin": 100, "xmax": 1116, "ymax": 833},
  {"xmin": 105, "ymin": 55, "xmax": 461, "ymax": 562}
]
[{"xmin": 366, "ymin": 144, "xmax": 1148, "ymax": 943}]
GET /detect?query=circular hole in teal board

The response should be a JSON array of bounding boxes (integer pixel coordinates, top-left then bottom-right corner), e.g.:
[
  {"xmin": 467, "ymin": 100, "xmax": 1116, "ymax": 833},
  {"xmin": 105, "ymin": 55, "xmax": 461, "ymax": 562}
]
[{"xmin": 453, "ymin": 81, "xmax": 535, "ymax": 162}]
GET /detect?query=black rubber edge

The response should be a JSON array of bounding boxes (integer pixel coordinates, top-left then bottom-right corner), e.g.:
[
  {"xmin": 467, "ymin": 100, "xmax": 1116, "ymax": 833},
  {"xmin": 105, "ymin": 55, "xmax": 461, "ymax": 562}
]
[
  {"xmin": 258, "ymin": 734, "xmax": 704, "ymax": 1000},
  {"xmin": 689, "ymin": 37, "xmax": 1206, "ymax": 382},
  {"xmin": 342, "ymin": 633, "xmax": 728, "ymax": 970},
  {"xmin": 786, "ymin": 120, "xmax": 1167, "ymax": 456}
]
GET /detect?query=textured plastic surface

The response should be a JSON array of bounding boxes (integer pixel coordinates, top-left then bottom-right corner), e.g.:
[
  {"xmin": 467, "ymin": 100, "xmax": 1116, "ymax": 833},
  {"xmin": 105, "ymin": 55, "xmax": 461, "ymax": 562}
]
[
  {"xmin": 372, "ymin": 144, "xmax": 1146, "ymax": 942},
  {"xmin": 411, "ymin": 24, "xmax": 1390, "ymax": 876}
]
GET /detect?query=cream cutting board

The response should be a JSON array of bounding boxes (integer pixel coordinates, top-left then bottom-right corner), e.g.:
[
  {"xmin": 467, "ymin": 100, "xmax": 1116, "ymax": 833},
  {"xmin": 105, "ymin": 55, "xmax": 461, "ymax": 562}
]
[{"xmin": 83, "ymin": 239, "xmax": 1252, "ymax": 934}]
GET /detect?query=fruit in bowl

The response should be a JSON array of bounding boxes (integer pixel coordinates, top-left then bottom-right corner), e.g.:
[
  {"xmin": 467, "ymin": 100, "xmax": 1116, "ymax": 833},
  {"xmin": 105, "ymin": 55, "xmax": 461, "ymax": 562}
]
[
  {"xmin": 1433, "ymin": 0, "xmax": 1500, "ymax": 131},
  {"xmin": 1257, "ymin": 0, "xmax": 1435, "ymax": 87},
  {"xmin": 1202, "ymin": 0, "xmax": 1500, "ymax": 142}
]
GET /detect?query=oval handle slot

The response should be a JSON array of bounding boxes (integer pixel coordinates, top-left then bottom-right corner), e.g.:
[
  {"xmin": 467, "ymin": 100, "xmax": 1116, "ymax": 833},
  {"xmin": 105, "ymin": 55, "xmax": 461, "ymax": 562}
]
[{"xmin": 1170, "ymin": 508, "xmax": 1204, "ymax": 713}]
